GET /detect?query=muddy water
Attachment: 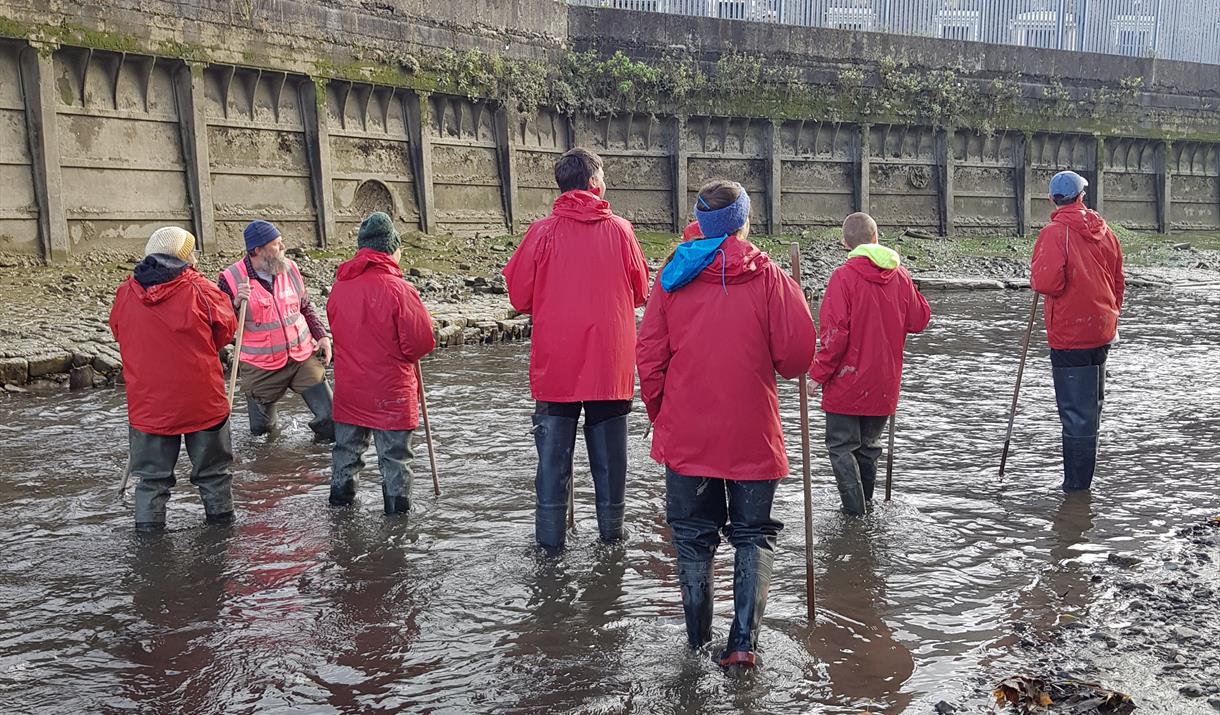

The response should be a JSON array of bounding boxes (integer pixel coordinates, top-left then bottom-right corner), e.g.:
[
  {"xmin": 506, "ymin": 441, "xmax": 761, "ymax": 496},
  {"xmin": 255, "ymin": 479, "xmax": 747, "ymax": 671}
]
[{"xmin": 1, "ymin": 286, "xmax": 1218, "ymax": 715}]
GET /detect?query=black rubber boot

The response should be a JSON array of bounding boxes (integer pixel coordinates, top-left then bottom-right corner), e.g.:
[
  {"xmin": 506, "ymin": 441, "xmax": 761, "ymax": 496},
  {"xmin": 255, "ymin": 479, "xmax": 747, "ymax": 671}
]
[
  {"xmin": 585, "ymin": 414, "xmax": 628, "ymax": 542},
  {"xmin": 205, "ymin": 511, "xmax": 235, "ymax": 525},
  {"xmin": 532, "ymin": 414, "xmax": 579, "ymax": 554},
  {"xmin": 301, "ymin": 381, "xmax": 336, "ymax": 442},
  {"xmin": 719, "ymin": 546, "xmax": 775, "ymax": 669},
  {"xmin": 677, "ymin": 559, "xmax": 714, "ymax": 650},
  {"xmin": 247, "ymin": 398, "xmax": 278, "ymax": 437},
  {"xmin": 330, "ymin": 422, "xmax": 367, "ymax": 507},
  {"xmin": 329, "ymin": 483, "xmax": 355, "ymax": 508},
  {"xmin": 1053, "ymin": 366, "xmax": 1101, "ymax": 492}
]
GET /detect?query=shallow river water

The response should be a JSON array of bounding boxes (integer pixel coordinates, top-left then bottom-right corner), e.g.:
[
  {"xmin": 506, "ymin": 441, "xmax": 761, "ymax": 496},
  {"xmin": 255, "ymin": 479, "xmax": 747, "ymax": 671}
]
[{"xmin": 1, "ymin": 287, "xmax": 1218, "ymax": 714}]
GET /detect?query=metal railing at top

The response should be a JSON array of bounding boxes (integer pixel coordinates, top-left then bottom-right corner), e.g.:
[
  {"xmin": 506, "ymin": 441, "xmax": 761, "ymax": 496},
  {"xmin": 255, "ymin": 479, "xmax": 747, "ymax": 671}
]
[{"xmin": 569, "ymin": 0, "xmax": 1220, "ymax": 66}]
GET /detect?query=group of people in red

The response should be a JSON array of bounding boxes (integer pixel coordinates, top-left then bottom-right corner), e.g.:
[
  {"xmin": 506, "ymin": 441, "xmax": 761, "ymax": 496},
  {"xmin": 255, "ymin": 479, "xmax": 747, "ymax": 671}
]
[
  {"xmin": 108, "ymin": 143, "xmax": 1123, "ymax": 670},
  {"xmin": 109, "ymin": 214, "xmax": 437, "ymax": 528}
]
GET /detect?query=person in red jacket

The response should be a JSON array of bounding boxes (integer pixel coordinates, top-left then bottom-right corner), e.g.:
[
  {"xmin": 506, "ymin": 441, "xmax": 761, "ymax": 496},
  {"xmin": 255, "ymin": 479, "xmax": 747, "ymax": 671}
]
[
  {"xmin": 326, "ymin": 212, "xmax": 437, "ymax": 515},
  {"xmin": 810, "ymin": 212, "xmax": 931, "ymax": 516},
  {"xmin": 109, "ymin": 226, "xmax": 238, "ymax": 531},
  {"xmin": 502, "ymin": 147, "xmax": 649, "ymax": 552},
  {"xmin": 637, "ymin": 179, "xmax": 816, "ymax": 668},
  {"xmin": 1030, "ymin": 171, "xmax": 1125, "ymax": 491}
]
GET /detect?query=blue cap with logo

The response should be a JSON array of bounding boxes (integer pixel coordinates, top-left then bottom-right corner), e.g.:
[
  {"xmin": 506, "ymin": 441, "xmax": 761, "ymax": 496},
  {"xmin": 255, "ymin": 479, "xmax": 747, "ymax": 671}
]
[{"xmin": 1049, "ymin": 171, "xmax": 1089, "ymax": 200}]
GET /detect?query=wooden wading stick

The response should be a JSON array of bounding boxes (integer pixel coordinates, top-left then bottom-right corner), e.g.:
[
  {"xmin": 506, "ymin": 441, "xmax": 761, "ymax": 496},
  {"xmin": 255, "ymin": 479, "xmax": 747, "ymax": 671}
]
[
  {"xmin": 415, "ymin": 362, "xmax": 441, "ymax": 496},
  {"xmin": 225, "ymin": 298, "xmax": 249, "ymax": 407},
  {"xmin": 884, "ymin": 413, "xmax": 896, "ymax": 502},
  {"xmin": 789, "ymin": 242, "xmax": 816, "ymax": 621},
  {"xmin": 998, "ymin": 293, "xmax": 1041, "ymax": 481}
]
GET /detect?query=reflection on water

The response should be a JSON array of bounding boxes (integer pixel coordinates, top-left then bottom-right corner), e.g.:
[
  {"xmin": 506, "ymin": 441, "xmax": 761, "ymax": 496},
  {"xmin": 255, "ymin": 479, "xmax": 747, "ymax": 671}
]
[{"xmin": 1, "ymin": 286, "xmax": 1217, "ymax": 713}]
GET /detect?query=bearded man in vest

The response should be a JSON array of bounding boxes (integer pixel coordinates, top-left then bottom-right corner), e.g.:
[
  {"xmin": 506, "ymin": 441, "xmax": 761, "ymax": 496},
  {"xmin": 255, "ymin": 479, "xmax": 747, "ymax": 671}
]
[{"xmin": 218, "ymin": 220, "xmax": 335, "ymax": 441}]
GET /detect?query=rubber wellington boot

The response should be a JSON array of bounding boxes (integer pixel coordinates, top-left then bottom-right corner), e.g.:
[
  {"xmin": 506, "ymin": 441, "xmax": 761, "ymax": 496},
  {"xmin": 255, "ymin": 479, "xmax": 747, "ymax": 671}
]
[
  {"xmin": 719, "ymin": 546, "xmax": 775, "ymax": 669},
  {"xmin": 585, "ymin": 414, "xmax": 628, "ymax": 542},
  {"xmin": 532, "ymin": 414, "xmax": 579, "ymax": 553},
  {"xmin": 301, "ymin": 382, "xmax": 336, "ymax": 442},
  {"xmin": 247, "ymin": 398, "xmax": 279, "ymax": 437},
  {"xmin": 678, "ymin": 559, "xmax": 714, "ymax": 650},
  {"xmin": 1053, "ymin": 366, "xmax": 1101, "ymax": 492}
]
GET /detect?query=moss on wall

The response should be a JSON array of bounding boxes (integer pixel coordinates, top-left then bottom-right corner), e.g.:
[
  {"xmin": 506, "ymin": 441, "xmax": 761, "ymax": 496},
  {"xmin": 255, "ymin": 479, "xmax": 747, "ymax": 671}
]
[{"xmin": 0, "ymin": 17, "xmax": 1212, "ymax": 141}]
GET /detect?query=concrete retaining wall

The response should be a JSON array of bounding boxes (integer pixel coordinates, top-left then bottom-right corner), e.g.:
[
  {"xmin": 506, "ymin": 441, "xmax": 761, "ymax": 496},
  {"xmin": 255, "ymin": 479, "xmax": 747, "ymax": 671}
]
[{"xmin": 2, "ymin": 1, "xmax": 1219, "ymax": 261}]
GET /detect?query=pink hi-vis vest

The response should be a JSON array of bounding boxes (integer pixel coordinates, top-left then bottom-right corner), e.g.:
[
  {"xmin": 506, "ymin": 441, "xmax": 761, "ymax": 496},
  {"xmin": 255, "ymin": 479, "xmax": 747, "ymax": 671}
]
[{"xmin": 221, "ymin": 259, "xmax": 315, "ymax": 370}]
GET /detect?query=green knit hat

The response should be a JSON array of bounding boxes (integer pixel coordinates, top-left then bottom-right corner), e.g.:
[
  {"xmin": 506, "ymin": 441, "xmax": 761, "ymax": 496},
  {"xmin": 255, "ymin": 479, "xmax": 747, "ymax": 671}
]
[{"xmin": 357, "ymin": 212, "xmax": 400, "ymax": 254}]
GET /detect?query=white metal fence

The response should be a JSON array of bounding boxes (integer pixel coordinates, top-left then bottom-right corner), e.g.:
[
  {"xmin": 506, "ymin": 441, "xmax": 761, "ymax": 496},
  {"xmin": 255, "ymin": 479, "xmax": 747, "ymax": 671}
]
[{"xmin": 570, "ymin": 0, "xmax": 1220, "ymax": 65}]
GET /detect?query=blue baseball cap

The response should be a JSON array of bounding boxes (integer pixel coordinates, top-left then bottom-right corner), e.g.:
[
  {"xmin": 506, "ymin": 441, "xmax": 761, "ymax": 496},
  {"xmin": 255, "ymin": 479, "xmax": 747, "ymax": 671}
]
[{"xmin": 1049, "ymin": 171, "xmax": 1088, "ymax": 200}]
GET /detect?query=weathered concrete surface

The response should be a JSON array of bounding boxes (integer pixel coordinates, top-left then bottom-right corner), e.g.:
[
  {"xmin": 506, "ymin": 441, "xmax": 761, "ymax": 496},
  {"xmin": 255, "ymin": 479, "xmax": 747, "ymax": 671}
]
[
  {"xmin": 915, "ymin": 277, "xmax": 1007, "ymax": 291},
  {"xmin": 2, "ymin": 2, "xmax": 1220, "ymax": 263}
]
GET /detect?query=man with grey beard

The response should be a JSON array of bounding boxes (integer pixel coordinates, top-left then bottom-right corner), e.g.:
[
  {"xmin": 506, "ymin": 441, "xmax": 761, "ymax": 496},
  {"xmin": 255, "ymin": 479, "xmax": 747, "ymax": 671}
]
[{"xmin": 218, "ymin": 219, "xmax": 335, "ymax": 441}]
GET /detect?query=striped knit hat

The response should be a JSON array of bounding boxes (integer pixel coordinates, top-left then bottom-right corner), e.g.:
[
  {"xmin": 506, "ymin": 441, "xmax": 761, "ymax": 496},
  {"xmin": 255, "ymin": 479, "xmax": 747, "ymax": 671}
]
[{"xmin": 144, "ymin": 226, "xmax": 196, "ymax": 261}]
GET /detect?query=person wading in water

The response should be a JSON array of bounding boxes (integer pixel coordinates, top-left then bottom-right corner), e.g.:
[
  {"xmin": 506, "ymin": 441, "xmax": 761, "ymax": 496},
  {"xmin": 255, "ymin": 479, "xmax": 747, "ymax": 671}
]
[
  {"xmin": 326, "ymin": 212, "xmax": 436, "ymax": 516},
  {"xmin": 502, "ymin": 147, "xmax": 650, "ymax": 554},
  {"xmin": 810, "ymin": 212, "xmax": 930, "ymax": 515},
  {"xmin": 1030, "ymin": 171, "xmax": 1125, "ymax": 491},
  {"xmin": 636, "ymin": 179, "xmax": 816, "ymax": 669},
  {"xmin": 218, "ymin": 219, "xmax": 334, "ymax": 441},
  {"xmin": 109, "ymin": 227, "xmax": 238, "ymax": 531}
]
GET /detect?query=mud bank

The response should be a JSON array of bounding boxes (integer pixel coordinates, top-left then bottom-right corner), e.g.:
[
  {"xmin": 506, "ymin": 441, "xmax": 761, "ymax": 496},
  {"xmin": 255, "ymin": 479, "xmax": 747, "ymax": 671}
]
[{"xmin": 1, "ymin": 228, "xmax": 1217, "ymax": 392}]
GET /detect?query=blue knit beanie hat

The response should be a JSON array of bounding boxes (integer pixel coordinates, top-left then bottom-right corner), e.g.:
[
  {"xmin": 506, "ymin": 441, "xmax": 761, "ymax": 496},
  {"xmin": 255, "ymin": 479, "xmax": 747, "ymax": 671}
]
[
  {"xmin": 244, "ymin": 220, "xmax": 281, "ymax": 252},
  {"xmin": 695, "ymin": 187, "xmax": 751, "ymax": 239}
]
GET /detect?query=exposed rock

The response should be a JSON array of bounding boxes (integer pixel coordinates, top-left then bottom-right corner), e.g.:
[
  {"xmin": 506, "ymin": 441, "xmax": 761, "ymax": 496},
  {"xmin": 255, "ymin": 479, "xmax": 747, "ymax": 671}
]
[
  {"xmin": 0, "ymin": 357, "xmax": 28, "ymax": 385},
  {"xmin": 27, "ymin": 352, "xmax": 73, "ymax": 377},
  {"xmin": 69, "ymin": 364, "xmax": 95, "ymax": 390},
  {"xmin": 914, "ymin": 277, "xmax": 1006, "ymax": 291},
  {"xmin": 93, "ymin": 352, "xmax": 121, "ymax": 374}
]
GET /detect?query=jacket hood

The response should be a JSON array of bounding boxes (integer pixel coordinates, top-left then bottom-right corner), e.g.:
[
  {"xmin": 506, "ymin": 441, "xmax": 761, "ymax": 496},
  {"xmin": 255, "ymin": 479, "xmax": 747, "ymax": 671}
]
[
  {"xmin": 694, "ymin": 235, "xmax": 769, "ymax": 285},
  {"xmin": 133, "ymin": 254, "xmax": 190, "ymax": 289},
  {"xmin": 845, "ymin": 243, "xmax": 901, "ymax": 285},
  {"xmin": 336, "ymin": 247, "xmax": 403, "ymax": 281},
  {"xmin": 129, "ymin": 265, "xmax": 199, "ymax": 305},
  {"xmin": 552, "ymin": 190, "xmax": 613, "ymax": 223},
  {"xmin": 1052, "ymin": 204, "xmax": 1109, "ymax": 241}
]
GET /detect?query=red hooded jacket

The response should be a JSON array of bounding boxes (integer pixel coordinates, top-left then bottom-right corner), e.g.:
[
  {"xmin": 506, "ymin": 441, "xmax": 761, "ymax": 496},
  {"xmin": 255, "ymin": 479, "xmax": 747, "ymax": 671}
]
[
  {"xmin": 502, "ymin": 190, "xmax": 649, "ymax": 402},
  {"xmin": 636, "ymin": 236, "xmax": 817, "ymax": 481},
  {"xmin": 810, "ymin": 244, "xmax": 931, "ymax": 417},
  {"xmin": 109, "ymin": 267, "xmax": 237, "ymax": 435},
  {"xmin": 1030, "ymin": 205, "xmax": 1125, "ymax": 350},
  {"xmin": 327, "ymin": 249, "xmax": 436, "ymax": 431}
]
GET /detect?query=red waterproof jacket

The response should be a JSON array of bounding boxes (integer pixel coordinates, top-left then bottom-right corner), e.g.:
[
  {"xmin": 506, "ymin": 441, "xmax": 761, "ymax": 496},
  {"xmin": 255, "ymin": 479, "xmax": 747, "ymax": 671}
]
[
  {"xmin": 810, "ymin": 244, "xmax": 931, "ymax": 417},
  {"xmin": 502, "ymin": 190, "xmax": 649, "ymax": 402},
  {"xmin": 636, "ymin": 236, "xmax": 816, "ymax": 481},
  {"xmin": 327, "ymin": 249, "xmax": 436, "ymax": 431},
  {"xmin": 1030, "ymin": 205, "xmax": 1125, "ymax": 350},
  {"xmin": 109, "ymin": 268, "xmax": 237, "ymax": 435}
]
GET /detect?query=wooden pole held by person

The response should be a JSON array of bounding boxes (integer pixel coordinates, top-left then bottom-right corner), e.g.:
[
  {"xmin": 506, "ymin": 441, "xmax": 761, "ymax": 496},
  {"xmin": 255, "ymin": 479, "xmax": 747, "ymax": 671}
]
[
  {"xmin": 789, "ymin": 242, "xmax": 816, "ymax": 621},
  {"xmin": 999, "ymin": 293, "xmax": 1041, "ymax": 481},
  {"xmin": 884, "ymin": 413, "xmax": 896, "ymax": 502},
  {"xmin": 415, "ymin": 362, "xmax": 441, "ymax": 496},
  {"xmin": 225, "ymin": 299, "xmax": 248, "ymax": 408}
]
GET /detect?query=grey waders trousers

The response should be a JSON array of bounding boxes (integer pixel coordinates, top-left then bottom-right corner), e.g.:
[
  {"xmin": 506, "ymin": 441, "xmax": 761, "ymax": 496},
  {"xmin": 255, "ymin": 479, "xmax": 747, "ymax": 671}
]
[
  {"xmin": 330, "ymin": 422, "xmax": 414, "ymax": 515},
  {"xmin": 129, "ymin": 418, "xmax": 235, "ymax": 530},
  {"xmin": 824, "ymin": 413, "xmax": 889, "ymax": 516}
]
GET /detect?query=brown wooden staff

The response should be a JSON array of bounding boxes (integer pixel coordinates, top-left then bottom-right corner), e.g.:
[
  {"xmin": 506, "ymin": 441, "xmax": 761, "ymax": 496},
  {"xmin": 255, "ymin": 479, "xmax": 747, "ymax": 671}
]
[
  {"xmin": 415, "ymin": 362, "xmax": 440, "ymax": 496},
  {"xmin": 884, "ymin": 413, "xmax": 896, "ymax": 501},
  {"xmin": 999, "ymin": 293, "xmax": 1041, "ymax": 482},
  {"xmin": 789, "ymin": 242, "xmax": 816, "ymax": 621}
]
